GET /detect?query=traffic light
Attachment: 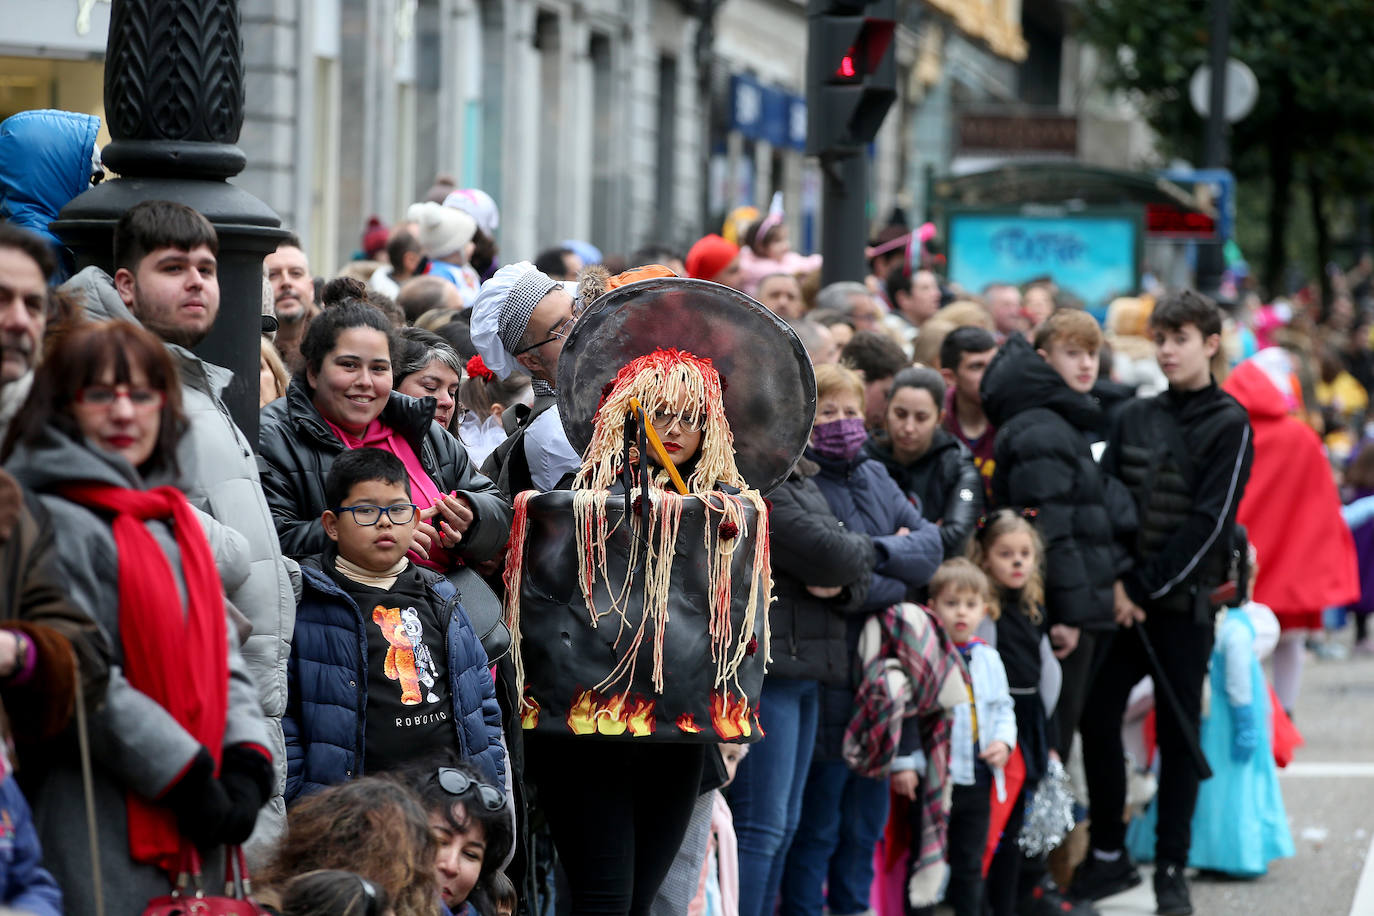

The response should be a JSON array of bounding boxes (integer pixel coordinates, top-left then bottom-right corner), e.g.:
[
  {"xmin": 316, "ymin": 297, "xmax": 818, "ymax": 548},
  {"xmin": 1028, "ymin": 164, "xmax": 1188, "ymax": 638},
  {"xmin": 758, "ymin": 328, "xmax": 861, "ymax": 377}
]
[{"xmin": 806, "ymin": 0, "xmax": 896, "ymax": 156}]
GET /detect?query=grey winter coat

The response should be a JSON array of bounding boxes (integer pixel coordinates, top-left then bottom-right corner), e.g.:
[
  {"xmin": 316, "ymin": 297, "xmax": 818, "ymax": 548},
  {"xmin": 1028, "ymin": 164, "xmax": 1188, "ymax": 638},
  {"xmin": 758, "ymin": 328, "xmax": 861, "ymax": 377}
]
[
  {"xmin": 6, "ymin": 425, "xmax": 271, "ymax": 916},
  {"xmin": 61, "ymin": 266, "xmax": 299, "ymax": 860}
]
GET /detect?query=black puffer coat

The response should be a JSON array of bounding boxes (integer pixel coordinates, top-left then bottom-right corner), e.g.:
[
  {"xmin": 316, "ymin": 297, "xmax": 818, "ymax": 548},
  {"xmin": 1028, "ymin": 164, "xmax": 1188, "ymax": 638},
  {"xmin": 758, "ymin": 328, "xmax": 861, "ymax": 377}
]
[
  {"xmin": 981, "ymin": 336, "xmax": 1129, "ymax": 632},
  {"xmin": 258, "ymin": 379, "xmax": 512, "ymax": 561},
  {"xmin": 864, "ymin": 429, "xmax": 984, "ymax": 559},
  {"xmin": 767, "ymin": 458, "xmax": 875, "ymax": 685}
]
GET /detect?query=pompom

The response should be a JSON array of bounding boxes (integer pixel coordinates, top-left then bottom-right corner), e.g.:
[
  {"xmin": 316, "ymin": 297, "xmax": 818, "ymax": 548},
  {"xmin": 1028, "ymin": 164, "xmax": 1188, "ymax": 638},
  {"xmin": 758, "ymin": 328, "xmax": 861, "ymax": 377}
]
[
  {"xmin": 632, "ymin": 495, "xmax": 646, "ymax": 516},
  {"xmin": 718, "ymin": 520, "xmax": 739, "ymax": 540},
  {"xmin": 465, "ymin": 354, "xmax": 495, "ymax": 382},
  {"xmin": 746, "ymin": 636, "xmax": 758, "ymax": 656}
]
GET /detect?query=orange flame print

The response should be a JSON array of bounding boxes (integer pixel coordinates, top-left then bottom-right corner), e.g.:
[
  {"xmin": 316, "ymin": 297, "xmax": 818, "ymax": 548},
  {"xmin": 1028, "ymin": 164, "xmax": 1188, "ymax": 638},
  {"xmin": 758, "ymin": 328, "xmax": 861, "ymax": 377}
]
[
  {"xmin": 676, "ymin": 713, "xmax": 702, "ymax": 735},
  {"xmin": 626, "ymin": 697, "xmax": 656, "ymax": 737},
  {"xmin": 520, "ymin": 696, "xmax": 540, "ymax": 730},
  {"xmin": 566, "ymin": 689, "xmax": 598, "ymax": 735},
  {"xmin": 597, "ymin": 693, "xmax": 630, "ymax": 736},
  {"xmin": 564, "ymin": 689, "xmax": 658, "ymax": 737},
  {"xmin": 710, "ymin": 691, "xmax": 755, "ymax": 741}
]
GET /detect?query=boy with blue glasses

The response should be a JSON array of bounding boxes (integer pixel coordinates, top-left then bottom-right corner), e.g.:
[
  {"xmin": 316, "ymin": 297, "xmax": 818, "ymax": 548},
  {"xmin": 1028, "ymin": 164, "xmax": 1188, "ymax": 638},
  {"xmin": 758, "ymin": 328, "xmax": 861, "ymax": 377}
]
[{"xmin": 283, "ymin": 447, "xmax": 506, "ymax": 803}]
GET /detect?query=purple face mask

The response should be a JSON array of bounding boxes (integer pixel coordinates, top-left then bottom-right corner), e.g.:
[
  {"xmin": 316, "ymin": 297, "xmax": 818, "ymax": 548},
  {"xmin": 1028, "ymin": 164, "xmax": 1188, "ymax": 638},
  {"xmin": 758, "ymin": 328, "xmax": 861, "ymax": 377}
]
[{"xmin": 811, "ymin": 416, "xmax": 868, "ymax": 461}]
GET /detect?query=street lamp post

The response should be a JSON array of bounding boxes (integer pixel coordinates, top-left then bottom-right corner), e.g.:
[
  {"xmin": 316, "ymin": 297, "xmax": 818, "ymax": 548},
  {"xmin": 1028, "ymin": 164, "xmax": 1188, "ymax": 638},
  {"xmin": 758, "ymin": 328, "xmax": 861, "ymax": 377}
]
[
  {"xmin": 1195, "ymin": 0, "xmax": 1231, "ymax": 300},
  {"xmin": 51, "ymin": 0, "xmax": 288, "ymax": 441}
]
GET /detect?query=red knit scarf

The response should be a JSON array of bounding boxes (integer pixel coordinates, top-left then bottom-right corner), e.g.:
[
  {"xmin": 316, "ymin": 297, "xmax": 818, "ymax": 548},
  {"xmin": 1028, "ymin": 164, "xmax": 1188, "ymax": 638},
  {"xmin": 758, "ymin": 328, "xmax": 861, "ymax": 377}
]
[{"xmin": 62, "ymin": 483, "xmax": 229, "ymax": 872}]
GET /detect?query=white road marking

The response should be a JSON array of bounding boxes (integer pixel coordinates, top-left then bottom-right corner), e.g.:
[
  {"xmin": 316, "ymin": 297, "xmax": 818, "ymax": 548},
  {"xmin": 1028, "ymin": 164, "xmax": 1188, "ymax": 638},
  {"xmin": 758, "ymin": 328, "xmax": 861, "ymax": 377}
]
[
  {"xmin": 1282, "ymin": 762, "xmax": 1374, "ymax": 779},
  {"xmin": 1351, "ymin": 834, "xmax": 1374, "ymax": 916}
]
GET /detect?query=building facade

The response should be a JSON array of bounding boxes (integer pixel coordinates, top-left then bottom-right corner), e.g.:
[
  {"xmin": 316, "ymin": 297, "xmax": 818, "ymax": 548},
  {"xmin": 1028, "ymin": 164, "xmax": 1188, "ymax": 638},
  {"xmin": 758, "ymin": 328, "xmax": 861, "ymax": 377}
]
[{"xmin": 0, "ymin": 0, "xmax": 709, "ymax": 273}]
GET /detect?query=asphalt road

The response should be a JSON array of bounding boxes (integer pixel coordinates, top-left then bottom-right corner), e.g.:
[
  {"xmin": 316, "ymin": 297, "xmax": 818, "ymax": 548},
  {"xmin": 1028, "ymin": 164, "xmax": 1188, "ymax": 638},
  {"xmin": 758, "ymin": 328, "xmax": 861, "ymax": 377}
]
[{"xmin": 1097, "ymin": 642, "xmax": 1374, "ymax": 916}]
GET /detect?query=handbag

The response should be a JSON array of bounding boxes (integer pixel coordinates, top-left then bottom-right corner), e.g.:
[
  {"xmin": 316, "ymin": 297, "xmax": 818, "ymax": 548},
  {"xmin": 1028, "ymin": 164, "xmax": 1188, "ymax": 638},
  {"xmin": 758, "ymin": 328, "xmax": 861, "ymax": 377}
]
[
  {"xmin": 73, "ymin": 644, "xmax": 269, "ymax": 916},
  {"xmin": 142, "ymin": 845, "xmax": 272, "ymax": 916}
]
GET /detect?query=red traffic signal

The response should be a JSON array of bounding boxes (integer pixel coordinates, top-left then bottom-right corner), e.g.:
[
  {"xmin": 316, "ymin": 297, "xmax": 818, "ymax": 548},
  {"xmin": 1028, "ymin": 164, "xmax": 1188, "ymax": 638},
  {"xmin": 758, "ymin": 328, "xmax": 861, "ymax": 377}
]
[
  {"xmin": 806, "ymin": 0, "xmax": 896, "ymax": 154},
  {"xmin": 1145, "ymin": 203, "xmax": 1218, "ymax": 239}
]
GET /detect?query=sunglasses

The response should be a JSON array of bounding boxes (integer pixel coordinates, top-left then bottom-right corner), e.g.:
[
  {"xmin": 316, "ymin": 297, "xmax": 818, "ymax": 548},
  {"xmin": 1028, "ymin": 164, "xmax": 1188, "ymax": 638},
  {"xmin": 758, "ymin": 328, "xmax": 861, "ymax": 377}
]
[
  {"xmin": 436, "ymin": 767, "xmax": 505, "ymax": 811},
  {"xmin": 357, "ymin": 875, "xmax": 384, "ymax": 916}
]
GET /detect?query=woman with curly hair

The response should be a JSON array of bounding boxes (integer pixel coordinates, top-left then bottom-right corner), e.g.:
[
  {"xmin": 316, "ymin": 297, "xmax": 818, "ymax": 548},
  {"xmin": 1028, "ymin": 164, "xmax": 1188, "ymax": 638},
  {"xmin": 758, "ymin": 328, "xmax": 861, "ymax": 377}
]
[{"xmin": 259, "ymin": 778, "xmax": 437, "ymax": 916}]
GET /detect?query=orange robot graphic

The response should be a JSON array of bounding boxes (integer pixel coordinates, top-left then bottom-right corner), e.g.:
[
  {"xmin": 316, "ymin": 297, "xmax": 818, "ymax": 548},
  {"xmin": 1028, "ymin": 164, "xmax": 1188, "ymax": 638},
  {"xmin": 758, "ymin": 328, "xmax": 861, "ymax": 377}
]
[{"xmin": 372, "ymin": 605, "xmax": 422, "ymax": 705}]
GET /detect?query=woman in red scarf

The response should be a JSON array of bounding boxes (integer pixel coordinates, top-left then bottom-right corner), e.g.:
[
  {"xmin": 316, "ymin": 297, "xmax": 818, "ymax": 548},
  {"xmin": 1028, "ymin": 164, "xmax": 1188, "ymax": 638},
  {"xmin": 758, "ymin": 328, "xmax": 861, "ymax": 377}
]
[
  {"xmin": 257, "ymin": 282, "xmax": 511, "ymax": 572},
  {"xmin": 3, "ymin": 320, "xmax": 273, "ymax": 914}
]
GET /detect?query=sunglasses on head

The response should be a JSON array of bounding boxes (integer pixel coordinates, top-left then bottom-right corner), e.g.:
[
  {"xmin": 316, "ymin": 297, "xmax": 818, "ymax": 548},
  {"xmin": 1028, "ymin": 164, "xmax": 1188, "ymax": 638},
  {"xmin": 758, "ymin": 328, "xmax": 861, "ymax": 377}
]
[
  {"xmin": 357, "ymin": 875, "xmax": 384, "ymax": 916},
  {"xmin": 436, "ymin": 766, "xmax": 505, "ymax": 812}
]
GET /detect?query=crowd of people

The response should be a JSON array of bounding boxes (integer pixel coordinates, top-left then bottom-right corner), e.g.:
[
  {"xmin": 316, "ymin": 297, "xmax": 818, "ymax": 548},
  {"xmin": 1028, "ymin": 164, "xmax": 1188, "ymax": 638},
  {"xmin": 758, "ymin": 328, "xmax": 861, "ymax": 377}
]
[{"xmin": 0, "ymin": 153, "xmax": 1367, "ymax": 916}]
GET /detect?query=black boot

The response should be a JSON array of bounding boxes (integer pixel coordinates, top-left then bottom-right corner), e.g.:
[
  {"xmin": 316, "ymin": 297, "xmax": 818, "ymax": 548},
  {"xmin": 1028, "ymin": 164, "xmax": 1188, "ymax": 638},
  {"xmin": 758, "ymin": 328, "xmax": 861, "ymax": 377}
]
[
  {"xmin": 1020, "ymin": 873, "xmax": 1100, "ymax": 915},
  {"xmin": 1068, "ymin": 853, "xmax": 1141, "ymax": 903},
  {"xmin": 1153, "ymin": 862, "xmax": 1193, "ymax": 916}
]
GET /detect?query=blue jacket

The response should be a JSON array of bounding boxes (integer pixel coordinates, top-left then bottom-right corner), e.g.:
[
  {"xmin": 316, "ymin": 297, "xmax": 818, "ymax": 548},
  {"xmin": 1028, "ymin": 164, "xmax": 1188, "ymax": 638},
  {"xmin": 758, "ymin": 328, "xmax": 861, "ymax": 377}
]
[
  {"xmin": 0, "ymin": 109, "xmax": 99, "ymax": 281},
  {"xmin": 806, "ymin": 448, "xmax": 942, "ymax": 612},
  {"xmin": 807, "ymin": 447, "xmax": 944, "ymax": 760},
  {"xmin": 0, "ymin": 777, "xmax": 62, "ymax": 916},
  {"xmin": 285, "ymin": 561, "xmax": 506, "ymax": 802}
]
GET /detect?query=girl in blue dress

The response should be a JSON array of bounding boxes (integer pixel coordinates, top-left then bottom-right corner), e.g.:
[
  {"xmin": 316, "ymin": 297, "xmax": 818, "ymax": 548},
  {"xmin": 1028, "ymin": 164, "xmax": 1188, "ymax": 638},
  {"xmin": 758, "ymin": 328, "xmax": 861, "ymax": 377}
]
[{"xmin": 1127, "ymin": 604, "xmax": 1294, "ymax": 877}]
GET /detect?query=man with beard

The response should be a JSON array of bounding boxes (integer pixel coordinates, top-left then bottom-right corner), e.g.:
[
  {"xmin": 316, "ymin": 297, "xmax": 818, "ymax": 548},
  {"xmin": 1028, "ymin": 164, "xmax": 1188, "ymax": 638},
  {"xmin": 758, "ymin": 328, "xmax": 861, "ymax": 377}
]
[
  {"xmin": 265, "ymin": 235, "xmax": 318, "ymax": 371},
  {"xmin": 61, "ymin": 201, "xmax": 298, "ymax": 868}
]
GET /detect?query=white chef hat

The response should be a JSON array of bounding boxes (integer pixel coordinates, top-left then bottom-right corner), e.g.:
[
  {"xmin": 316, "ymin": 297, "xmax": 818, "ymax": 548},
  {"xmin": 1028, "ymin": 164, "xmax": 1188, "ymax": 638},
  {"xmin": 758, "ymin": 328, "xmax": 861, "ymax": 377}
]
[{"xmin": 469, "ymin": 261, "xmax": 561, "ymax": 379}]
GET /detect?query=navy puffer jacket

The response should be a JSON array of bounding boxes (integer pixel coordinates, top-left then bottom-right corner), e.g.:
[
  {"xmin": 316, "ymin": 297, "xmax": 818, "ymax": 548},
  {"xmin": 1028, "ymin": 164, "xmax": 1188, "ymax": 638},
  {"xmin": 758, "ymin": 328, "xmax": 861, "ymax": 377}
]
[{"xmin": 284, "ymin": 560, "xmax": 506, "ymax": 802}]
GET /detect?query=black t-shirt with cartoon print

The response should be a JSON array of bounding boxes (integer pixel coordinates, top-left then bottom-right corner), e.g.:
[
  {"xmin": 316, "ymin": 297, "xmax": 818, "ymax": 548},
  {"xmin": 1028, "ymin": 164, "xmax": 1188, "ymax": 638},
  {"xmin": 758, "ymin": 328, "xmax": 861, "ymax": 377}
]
[{"xmin": 330, "ymin": 564, "xmax": 455, "ymax": 774}]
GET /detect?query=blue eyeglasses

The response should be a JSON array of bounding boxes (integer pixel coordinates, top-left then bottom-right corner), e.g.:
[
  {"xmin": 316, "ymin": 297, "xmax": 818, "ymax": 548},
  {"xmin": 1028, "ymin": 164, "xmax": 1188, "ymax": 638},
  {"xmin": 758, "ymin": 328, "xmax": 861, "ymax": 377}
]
[{"xmin": 331, "ymin": 504, "xmax": 419, "ymax": 526}]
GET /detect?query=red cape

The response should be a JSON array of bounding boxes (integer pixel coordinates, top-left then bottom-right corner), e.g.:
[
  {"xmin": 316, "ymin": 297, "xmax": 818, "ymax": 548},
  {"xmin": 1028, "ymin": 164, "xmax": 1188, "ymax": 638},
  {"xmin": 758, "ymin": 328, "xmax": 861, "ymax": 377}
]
[{"xmin": 1224, "ymin": 362, "xmax": 1359, "ymax": 627}]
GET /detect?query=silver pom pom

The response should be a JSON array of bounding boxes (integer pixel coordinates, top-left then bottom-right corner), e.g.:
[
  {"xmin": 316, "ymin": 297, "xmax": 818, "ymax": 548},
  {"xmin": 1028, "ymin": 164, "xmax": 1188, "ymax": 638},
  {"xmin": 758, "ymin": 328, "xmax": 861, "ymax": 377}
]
[{"xmin": 1018, "ymin": 758, "xmax": 1077, "ymax": 857}]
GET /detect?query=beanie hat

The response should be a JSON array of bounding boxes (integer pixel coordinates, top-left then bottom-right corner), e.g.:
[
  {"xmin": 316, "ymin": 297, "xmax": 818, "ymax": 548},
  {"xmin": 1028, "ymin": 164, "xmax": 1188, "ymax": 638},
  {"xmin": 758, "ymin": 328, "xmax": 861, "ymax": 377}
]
[
  {"xmin": 361, "ymin": 216, "xmax": 389, "ymax": 259},
  {"xmin": 685, "ymin": 234, "xmax": 740, "ymax": 281},
  {"xmin": 443, "ymin": 188, "xmax": 500, "ymax": 237},
  {"xmin": 407, "ymin": 201, "xmax": 476, "ymax": 260}
]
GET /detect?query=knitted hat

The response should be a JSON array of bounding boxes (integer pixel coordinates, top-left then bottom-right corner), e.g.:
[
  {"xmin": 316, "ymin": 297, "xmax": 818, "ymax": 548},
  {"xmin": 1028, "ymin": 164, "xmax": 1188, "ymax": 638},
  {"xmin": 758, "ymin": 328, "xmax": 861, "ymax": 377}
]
[
  {"xmin": 407, "ymin": 201, "xmax": 476, "ymax": 260},
  {"xmin": 443, "ymin": 188, "xmax": 500, "ymax": 237},
  {"xmin": 469, "ymin": 261, "xmax": 562, "ymax": 379},
  {"xmin": 685, "ymin": 234, "xmax": 740, "ymax": 281},
  {"xmin": 361, "ymin": 216, "xmax": 389, "ymax": 259}
]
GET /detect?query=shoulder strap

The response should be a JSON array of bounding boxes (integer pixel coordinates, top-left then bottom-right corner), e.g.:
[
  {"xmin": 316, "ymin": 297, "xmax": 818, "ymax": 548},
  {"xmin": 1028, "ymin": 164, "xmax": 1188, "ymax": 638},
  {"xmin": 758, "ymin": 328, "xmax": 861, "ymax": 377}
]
[
  {"xmin": 479, "ymin": 395, "xmax": 558, "ymax": 498},
  {"xmin": 74, "ymin": 656, "xmax": 105, "ymax": 916}
]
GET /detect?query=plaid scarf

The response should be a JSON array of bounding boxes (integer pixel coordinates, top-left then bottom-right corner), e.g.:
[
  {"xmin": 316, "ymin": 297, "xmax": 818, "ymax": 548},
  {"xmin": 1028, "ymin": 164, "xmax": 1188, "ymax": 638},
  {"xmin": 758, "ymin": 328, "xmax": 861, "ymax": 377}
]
[{"xmin": 843, "ymin": 603, "xmax": 969, "ymax": 910}]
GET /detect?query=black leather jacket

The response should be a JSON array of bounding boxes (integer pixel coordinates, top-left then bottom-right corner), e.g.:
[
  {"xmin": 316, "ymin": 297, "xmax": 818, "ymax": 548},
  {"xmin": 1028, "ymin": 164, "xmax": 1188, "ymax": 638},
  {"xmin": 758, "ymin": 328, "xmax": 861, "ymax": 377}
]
[
  {"xmin": 864, "ymin": 428, "xmax": 984, "ymax": 559},
  {"xmin": 258, "ymin": 379, "xmax": 512, "ymax": 562}
]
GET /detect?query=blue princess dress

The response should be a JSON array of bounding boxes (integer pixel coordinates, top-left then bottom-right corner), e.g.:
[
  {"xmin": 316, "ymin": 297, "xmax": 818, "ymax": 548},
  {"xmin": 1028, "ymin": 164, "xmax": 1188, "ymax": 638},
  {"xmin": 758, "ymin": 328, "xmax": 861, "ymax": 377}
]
[{"xmin": 1127, "ymin": 606, "xmax": 1294, "ymax": 876}]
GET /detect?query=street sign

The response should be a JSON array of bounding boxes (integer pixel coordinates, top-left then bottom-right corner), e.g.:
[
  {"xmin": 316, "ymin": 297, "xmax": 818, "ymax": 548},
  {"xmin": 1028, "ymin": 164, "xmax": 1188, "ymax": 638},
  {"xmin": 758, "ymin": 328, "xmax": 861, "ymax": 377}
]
[{"xmin": 1189, "ymin": 59, "xmax": 1259, "ymax": 123}]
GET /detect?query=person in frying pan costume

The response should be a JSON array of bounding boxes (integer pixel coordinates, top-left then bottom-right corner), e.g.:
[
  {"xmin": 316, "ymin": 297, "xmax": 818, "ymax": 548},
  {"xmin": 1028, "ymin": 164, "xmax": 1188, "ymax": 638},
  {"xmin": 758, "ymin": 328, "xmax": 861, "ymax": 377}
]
[{"xmin": 501, "ymin": 269, "xmax": 815, "ymax": 915}]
